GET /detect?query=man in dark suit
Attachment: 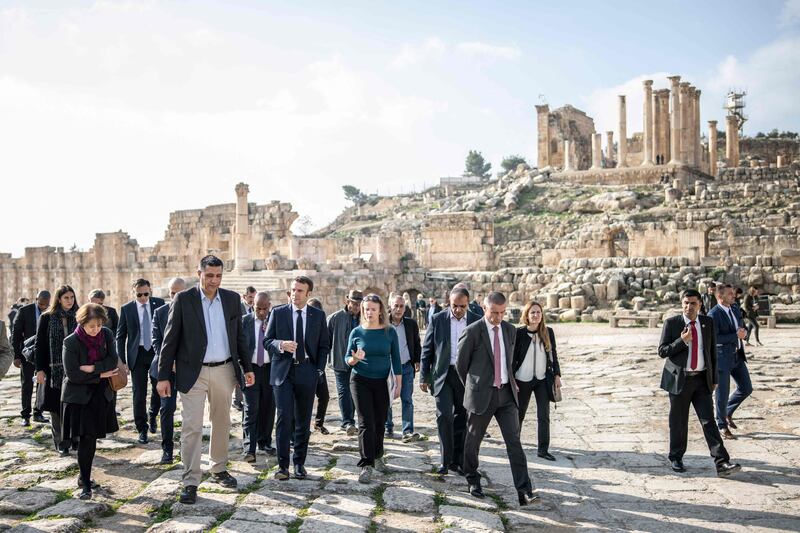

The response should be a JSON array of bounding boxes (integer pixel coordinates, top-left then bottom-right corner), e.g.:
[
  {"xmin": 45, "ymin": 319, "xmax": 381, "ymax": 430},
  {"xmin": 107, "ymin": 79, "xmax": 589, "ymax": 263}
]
[
  {"xmin": 708, "ymin": 284, "xmax": 752, "ymax": 440},
  {"xmin": 420, "ymin": 287, "xmax": 480, "ymax": 475},
  {"xmin": 386, "ymin": 293, "xmax": 422, "ymax": 441},
  {"xmin": 149, "ymin": 277, "xmax": 186, "ymax": 465},
  {"xmin": 117, "ymin": 279, "xmax": 165, "ymax": 444},
  {"xmin": 456, "ymin": 291, "xmax": 535, "ymax": 506},
  {"xmin": 157, "ymin": 255, "xmax": 254, "ymax": 504},
  {"xmin": 265, "ymin": 275, "xmax": 331, "ymax": 481},
  {"xmin": 658, "ymin": 288, "xmax": 740, "ymax": 476},
  {"xmin": 11, "ymin": 290, "xmax": 50, "ymax": 426},
  {"xmin": 88, "ymin": 289, "xmax": 119, "ymax": 335},
  {"xmin": 701, "ymin": 284, "xmax": 717, "ymax": 315},
  {"xmin": 242, "ymin": 292, "xmax": 276, "ymax": 462},
  {"xmin": 426, "ymin": 296, "xmax": 442, "ymax": 326}
]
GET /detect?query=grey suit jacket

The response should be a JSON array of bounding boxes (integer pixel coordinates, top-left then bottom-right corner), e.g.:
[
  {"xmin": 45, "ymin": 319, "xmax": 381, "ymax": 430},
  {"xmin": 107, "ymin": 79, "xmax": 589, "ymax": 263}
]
[{"xmin": 456, "ymin": 318, "xmax": 518, "ymax": 415}]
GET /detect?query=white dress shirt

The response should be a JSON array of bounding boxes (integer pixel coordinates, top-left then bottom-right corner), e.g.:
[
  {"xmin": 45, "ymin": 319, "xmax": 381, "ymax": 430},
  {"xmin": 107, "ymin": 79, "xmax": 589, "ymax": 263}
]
[
  {"xmin": 449, "ymin": 311, "xmax": 467, "ymax": 365},
  {"xmin": 291, "ymin": 304, "xmax": 308, "ymax": 340},
  {"xmin": 515, "ymin": 332, "xmax": 547, "ymax": 382},
  {"xmin": 718, "ymin": 303, "xmax": 743, "ymax": 349},
  {"xmin": 251, "ymin": 317, "xmax": 269, "ymax": 364},
  {"xmin": 682, "ymin": 314, "xmax": 705, "ymax": 372},
  {"xmin": 485, "ymin": 318, "xmax": 508, "ymax": 385},
  {"xmin": 391, "ymin": 320, "xmax": 411, "ymax": 365},
  {"xmin": 138, "ymin": 301, "xmax": 151, "ymax": 346}
]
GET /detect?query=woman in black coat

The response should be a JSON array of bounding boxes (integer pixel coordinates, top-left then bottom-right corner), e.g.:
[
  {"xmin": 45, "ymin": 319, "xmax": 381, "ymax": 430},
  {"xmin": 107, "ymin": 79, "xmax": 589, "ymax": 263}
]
[
  {"xmin": 35, "ymin": 285, "xmax": 79, "ymax": 455},
  {"xmin": 61, "ymin": 303, "xmax": 120, "ymax": 499},
  {"xmin": 512, "ymin": 300, "xmax": 561, "ymax": 461}
]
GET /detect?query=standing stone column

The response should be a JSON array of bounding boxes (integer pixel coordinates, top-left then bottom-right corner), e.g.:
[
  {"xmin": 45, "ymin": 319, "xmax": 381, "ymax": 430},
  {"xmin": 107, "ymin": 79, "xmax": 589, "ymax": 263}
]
[
  {"xmin": 617, "ymin": 95, "xmax": 628, "ymax": 168},
  {"xmin": 726, "ymin": 114, "xmax": 740, "ymax": 167},
  {"xmin": 694, "ymin": 89, "xmax": 702, "ymax": 170},
  {"xmin": 606, "ymin": 131, "xmax": 614, "ymax": 166},
  {"xmin": 668, "ymin": 76, "xmax": 682, "ymax": 164},
  {"xmin": 591, "ymin": 133, "xmax": 602, "ymax": 169},
  {"xmin": 563, "ymin": 139, "xmax": 572, "ymax": 171},
  {"xmin": 642, "ymin": 80, "xmax": 654, "ymax": 165},
  {"xmin": 679, "ymin": 82, "xmax": 691, "ymax": 165},
  {"xmin": 535, "ymin": 105, "xmax": 551, "ymax": 168},
  {"xmin": 234, "ymin": 182, "xmax": 252, "ymax": 271},
  {"xmin": 708, "ymin": 120, "xmax": 718, "ymax": 176}
]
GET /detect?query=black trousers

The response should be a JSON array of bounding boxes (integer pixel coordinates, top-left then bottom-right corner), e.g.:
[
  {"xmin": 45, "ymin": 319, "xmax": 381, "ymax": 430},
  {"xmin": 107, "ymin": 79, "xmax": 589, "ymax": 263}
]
[
  {"xmin": 274, "ymin": 361, "xmax": 317, "ymax": 469},
  {"xmin": 314, "ymin": 370, "xmax": 330, "ymax": 428},
  {"xmin": 78, "ymin": 436, "xmax": 97, "ymax": 487},
  {"xmin": 350, "ymin": 373, "xmax": 390, "ymax": 467},
  {"xmin": 518, "ymin": 378, "xmax": 551, "ymax": 453},
  {"xmin": 243, "ymin": 363, "xmax": 276, "ymax": 453},
  {"xmin": 745, "ymin": 317, "xmax": 761, "ymax": 343},
  {"xmin": 19, "ymin": 359, "xmax": 43, "ymax": 418},
  {"xmin": 464, "ymin": 385, "xmax": 532, "ymax": 493},
  {"xmin": 434, "ymin": 366, "xmax": 466, "ymax": 467},
  {"xmin": 159, "ymin": 380, "xmax": 178, "ymax": 455},
  {"xmin": 131, "ymin": 347, "xmax": 159, "ymax": 433},
  {"xmin": 668, "ymin": 374, "xmax": 730, "ymax": 465}
]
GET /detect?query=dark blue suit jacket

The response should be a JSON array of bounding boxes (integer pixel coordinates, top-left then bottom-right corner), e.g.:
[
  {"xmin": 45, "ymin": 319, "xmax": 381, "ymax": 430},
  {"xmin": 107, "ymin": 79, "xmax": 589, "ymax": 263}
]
[
  {"xmin": 149, "ymin": 303, "xmax": 170, "ymax": 380},
  {"xmin": 708, "ymin": 303, "xmax": 744, "ymax": 360},
  {"xmin": 265, "ymin": 303, "xmax": 330, "ymax": 386},
  {"xmin": 116, "ymin": 297, "xmax": 165, "ymax": 369},
  {"xmin": 420, "ymin": 309, "xmax": 481, "ymax": 397}
]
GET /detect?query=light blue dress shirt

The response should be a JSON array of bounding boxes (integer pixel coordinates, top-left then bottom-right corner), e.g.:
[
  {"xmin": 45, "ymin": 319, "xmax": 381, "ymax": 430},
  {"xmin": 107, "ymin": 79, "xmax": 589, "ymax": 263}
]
[{"xmin": 201, "ymin": 289, "xmax": 231, "ymax": 363}]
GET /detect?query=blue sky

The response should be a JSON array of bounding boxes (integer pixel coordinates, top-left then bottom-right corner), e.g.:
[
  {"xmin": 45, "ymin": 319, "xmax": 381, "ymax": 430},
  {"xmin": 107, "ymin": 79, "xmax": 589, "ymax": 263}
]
[{"xmin": 0, "ymin": 0, "xmax": 797, "ymax": 256}]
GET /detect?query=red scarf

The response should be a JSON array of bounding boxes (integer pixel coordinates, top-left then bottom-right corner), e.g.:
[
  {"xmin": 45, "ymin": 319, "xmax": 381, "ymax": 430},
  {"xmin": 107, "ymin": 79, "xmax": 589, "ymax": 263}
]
[{"xmin": 75, "ymin": 326, "xmax": 105, "ymax": 364}]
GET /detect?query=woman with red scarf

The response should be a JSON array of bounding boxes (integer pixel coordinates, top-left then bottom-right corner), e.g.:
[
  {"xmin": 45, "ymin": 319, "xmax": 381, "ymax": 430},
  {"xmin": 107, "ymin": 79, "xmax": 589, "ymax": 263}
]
[{"xmin": 61, "ymin": 303, "xmax": 120, "ymax": 499}]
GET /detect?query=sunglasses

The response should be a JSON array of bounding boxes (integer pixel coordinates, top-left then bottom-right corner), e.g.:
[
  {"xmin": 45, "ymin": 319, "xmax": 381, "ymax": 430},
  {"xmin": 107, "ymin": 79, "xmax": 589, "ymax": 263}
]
[
  {"xmin": 136, "ymin": 292, "xmax": 150, "ymax": 298},
  {"xmin": 364, "ymin": 294, "xmax": 381, "ymax": 302}
]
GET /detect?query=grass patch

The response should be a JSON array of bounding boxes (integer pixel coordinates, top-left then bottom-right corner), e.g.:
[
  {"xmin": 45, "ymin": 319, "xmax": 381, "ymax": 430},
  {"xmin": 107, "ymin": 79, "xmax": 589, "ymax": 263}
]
[
  {"xmin": 322, "ymin": 457, "xmax": 338, "ymax": 481},
  {"xmin": 371, "ymin": 485, "xmax": 386, "ymax": 517},
  {"xmin": 208, "ymin": 510, "xmax": 234, "ymax": 532},
  {"xmin": 173, "ymin": 420, "xmax": 182, "ymax": 428},
  {"xmin": 55, "ymin": 489, "xmax": 73, "ymax": 503},
  {"xmin": 150, "ymin": 501, "xmax": 173, "ymax": 524},
  {"xmin": 487, "ymin": 493, "xmax": 508, "ymax": 511},
  {"xmin": 286, "ymin": 518, "xmax": 303, "ymax": 533},
  {"xmin": 31, "ymin": 429, "xmax": 48, "ymax": 445},
  {"xmin": 433, "ymin": 491, "xmax": 446, "ymax": 506}
]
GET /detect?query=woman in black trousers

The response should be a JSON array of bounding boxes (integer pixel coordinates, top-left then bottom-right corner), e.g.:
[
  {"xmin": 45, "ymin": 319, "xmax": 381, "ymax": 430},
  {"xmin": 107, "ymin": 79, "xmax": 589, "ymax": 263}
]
[
  {"xmin": 512, "ymin": 300, "xmax": 561, "ymax": 461},
  {"xmin": 61, "ymin": 303, "xmax": 120, "ymax": 499},
  {"xmin": 35, "ymin": 285, "xmax": 79, "ymax": 455}
]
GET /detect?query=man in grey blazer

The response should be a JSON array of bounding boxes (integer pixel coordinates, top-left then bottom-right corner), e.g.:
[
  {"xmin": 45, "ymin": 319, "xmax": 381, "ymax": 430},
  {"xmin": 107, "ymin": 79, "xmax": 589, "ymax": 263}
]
[{"xmin": 456, "ymin": 292, "xmax": 535, "ymax": 506}]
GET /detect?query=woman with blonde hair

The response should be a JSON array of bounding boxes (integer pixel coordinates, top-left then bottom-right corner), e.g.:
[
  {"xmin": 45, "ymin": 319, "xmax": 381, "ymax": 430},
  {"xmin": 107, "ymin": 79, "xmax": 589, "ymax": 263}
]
[
  {"xmin": 345, "ymin": 294, "xmax": 402, "ymax": 483},
  {"xmin": 512, "ymin": 300, "xmax": 561, "ymax": 461}
]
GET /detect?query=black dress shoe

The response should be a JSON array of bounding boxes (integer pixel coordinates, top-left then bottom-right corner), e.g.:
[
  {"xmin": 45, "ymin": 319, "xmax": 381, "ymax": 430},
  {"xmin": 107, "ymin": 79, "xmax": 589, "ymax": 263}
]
[
  {"xmin": 671, "ymin": 459, "xmax": 686, "ymax": 472},
  {"xmin": 468, "ymin": 483, "xmax": 485, "ymax": 498},
  {"xmin": 537, "ymin": 451, "xmax": 556, "ymax": 461},
  {"xmin": 294, "ymin": 464, "xmax": 307, "ymax": 480},
  {"xmin": 274, "ymin": 468, "xmax": 290, "ymax": 480},
  {"xmin": 33, "ymin": 413, "xmax": 49, "ymax": 424},
  {"xmin": 21, "ymin": 417, "xmax": 30, "ymax": 427},
  {"xmin": 435, "ymin": 465, "xmax": 448, "ymax": 475},
  {"xmin": 315, "ymin": 425, "xmax": 330, "ymax": 435},
  {"xmin": 79, "ymin": 488, "xmax": 92, "ymax": 500},
  {"xmin": 257, "ymin": 444, "xmax": 267, "ymax": 452},
  {"xmin": 148, "ymin": 418, "xmax": 157, "ymax": 434},
  {"xmin": 138, "ymin": 431, "xmax": 149, "ymax": 444},
  {"xmin": 77, "ymin": 477, "xmax": 100, "ymax": 489},
  {"xmin": 160, "ymin": 452, "xmax": 173, "ymax": 465},
  {"xmin": 210, "ymin": 471, "xmax": 237, "ymax": 488},
  {"xmin": 265, "ymin": 446, "xmax": 276, "ymax": 456},
  {"xmin": 179, "ymin": 485, "xmax": 197, "ymax": 504},
  {"xmin": 716, "ymin": 462, "xmax": 741, "ymax": 477},
  {"xmin": 448, "ymin": 463, "xmax": 465, "ymax": 476},
  {"xmin": 58, "ymin": 448, "xmax": 70, "ymax": 457}
]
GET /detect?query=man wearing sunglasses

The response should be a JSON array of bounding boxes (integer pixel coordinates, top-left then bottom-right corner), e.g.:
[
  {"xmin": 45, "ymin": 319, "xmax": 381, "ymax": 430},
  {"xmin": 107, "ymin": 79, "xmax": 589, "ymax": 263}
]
[{"xmin": 117, "ymin": 278, "xmax": 165, "ymax": 444}]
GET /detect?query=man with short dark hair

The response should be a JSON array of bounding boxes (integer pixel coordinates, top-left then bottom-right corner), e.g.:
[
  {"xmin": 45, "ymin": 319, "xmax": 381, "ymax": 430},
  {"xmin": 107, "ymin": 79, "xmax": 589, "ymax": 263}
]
[
  {"xmin": 157, "ymin": 255, "xmax": 255, "ymax": 504},
  {"xmin": 242, "ymin": 292, "xmax": 276, "ymax": 462},
  {"xmin": 658, "ymin": 289, "xmax": 740, "ymax": 477},
  {"xmin": 420, "ymin": 287, "xmax": 480, "ymax": 475},
  {"xmin": 241, "ymin": 286, "xmax": 257, "ymax": 315},
  {"xmin": 457, "ymin": 291, "xmax": 535, "ymax": 506},
  {"xmin": 266, "ymin": 275, "xmax": 330, "ymax": 480},
  {"xmin": 89, "ymin": 289, "xmax": 119, "ymax": 334},
  {"xmin": 11, "ymin": 290, "xmax": 51, "ymax": 426},
  {"xmin": 117, "ymin": 279, "xmax": 165, "ymax": 444},
  {"xmin": 386, "ymin": 293, "xmax": 422, "ymax": 442},
  {"xmin": 326, "ymin": 290, "xmax": 363, "ymax": 435},
  {"xmin": 701, "ymin": 284, "xmax": 717, "ymax": 316}
]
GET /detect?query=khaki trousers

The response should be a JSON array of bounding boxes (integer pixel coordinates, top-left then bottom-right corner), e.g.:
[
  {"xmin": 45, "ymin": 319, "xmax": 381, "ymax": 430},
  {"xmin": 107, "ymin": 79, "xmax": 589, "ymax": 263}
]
[{"xmin": 179, "ymin": 362, "xmax": 237, "ymax": 486}]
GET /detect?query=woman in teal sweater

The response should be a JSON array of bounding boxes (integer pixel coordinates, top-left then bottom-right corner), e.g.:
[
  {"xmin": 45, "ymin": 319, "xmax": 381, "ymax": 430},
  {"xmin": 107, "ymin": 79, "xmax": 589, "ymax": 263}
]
[{"xmin": 345, "ymin": 294, "xmax": 402, "ymax": 483}]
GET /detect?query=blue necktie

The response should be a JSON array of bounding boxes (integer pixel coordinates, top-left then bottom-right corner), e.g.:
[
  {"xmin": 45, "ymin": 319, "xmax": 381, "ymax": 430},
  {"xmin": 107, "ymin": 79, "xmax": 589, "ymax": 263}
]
[{"xmin": 141, "ymin": 304, "xmax": 152, "ymax": 351}]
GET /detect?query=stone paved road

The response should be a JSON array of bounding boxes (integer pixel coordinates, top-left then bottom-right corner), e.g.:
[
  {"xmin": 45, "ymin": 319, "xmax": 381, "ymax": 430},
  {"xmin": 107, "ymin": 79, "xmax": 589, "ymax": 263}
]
[{"xmin": 0, "ymin": 323, "xmax": 798, "ymax": 532}]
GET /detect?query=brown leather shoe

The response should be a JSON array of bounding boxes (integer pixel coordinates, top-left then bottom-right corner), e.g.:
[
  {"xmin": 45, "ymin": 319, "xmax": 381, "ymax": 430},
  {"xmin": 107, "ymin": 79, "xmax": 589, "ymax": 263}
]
[
  {"xmin": 726, "ymin": 416, "xmax": 738, "ymax": 430},
  {"xmin": 721, "ymin": 428, "xmax": 737, "ymax": 440}
]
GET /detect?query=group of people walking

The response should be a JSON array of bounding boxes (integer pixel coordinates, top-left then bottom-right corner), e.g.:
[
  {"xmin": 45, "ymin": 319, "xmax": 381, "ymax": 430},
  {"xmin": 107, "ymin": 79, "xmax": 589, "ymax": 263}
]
[{"xmin": 4, "ymin": 255, "xmax": 761, "ymax": 506}]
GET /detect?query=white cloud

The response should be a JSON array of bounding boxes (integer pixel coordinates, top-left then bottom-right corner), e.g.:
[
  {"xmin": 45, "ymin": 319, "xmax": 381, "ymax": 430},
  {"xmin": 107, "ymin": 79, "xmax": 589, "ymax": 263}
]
[
  {"xmin": 389, "ymin": 37, "xmax": 446, "ymax": 68},
  {"xmin": 455, "ymin": 41, "xmax": 521, "ymax": 61}
]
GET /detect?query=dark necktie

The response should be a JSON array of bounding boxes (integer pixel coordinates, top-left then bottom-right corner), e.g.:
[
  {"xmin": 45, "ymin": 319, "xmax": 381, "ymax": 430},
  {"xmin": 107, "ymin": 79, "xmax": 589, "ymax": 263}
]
[
  {"xmin": 295, "ymin": 309, "xmax": 305, "ymax": 364},
  {"xmin": 141, "ymin": 304, "xmax": 152, "ymax": 351},
  {"xmin": 493, "ymin": 326, "xmax": 502, "ymax": 388},
  {"xmin": 689, "ymin": 320, "xmax": 699, "ymax": 370},
  {"xmin": 257, "ymin": 322, "xmax": 265, "ymax": 367}
]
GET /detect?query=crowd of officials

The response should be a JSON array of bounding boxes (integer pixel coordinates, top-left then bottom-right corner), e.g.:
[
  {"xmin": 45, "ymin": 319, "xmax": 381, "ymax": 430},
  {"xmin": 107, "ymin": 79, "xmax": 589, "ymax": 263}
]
[{"xmin": 1, "ymin": 256, "xmax": 757, "ymax": 504}]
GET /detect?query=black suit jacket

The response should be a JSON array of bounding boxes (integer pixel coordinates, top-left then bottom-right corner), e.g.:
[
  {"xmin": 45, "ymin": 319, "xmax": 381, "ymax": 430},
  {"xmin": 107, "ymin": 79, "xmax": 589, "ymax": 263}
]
[
  {"xmin": 61, "ymin": 328, "xmax": 118, "ymax": 405},
  {"xmin": 265, "ymin": 303, "xmax": 330, "ymax": 386},
  {"xmin": 158, "ymin": 287, "xmax": 252, "ymax": 394},
  {"xmin": 512, "ymin": 326, "xmax": 560, "ymax": 377},
  {"xmin": 242, "ymin": 312, "xmax": 272, "ymax": 366},
  {"xmin": 103, "ymin": 306, "xmax": 119, "ymax": 337},
  {"xmin": 395, "ymin": 317, "xmax": 422, "ymax": 367},
  {"xmin": 658, "ymin": 314, "xmax": 717, "ymax": 395},
  {"xmin": 149, "ymin": 303, "xmax": 170, "ymax": 380},
  {"xmin": 456, "ymin": 319, "xmax": 518, "ymax": 415},
  {"xmin": 116, "ymin": 297, "xmax": 165, "ymax": 369},
  {"xmin": 420, "ymin": 309, "xmax": 481, "ymax": 396},
  {"xmin": 11, "ymin": 303, "xmax": 40, "ymax": 359}
]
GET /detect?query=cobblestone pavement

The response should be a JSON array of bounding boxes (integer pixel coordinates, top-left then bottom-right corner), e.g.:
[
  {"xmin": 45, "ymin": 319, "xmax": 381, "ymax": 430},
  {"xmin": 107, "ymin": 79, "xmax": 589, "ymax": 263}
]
[{"xmin": 0, "ymin": 323, "xmax": 798, "ymax": 532}]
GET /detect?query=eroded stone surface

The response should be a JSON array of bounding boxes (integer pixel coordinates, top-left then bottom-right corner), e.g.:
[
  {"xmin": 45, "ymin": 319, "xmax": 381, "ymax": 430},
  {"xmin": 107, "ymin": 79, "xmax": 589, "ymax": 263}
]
[{"xmin": 145, "ymin": 516, "xmax": 216, "ymax": 533}]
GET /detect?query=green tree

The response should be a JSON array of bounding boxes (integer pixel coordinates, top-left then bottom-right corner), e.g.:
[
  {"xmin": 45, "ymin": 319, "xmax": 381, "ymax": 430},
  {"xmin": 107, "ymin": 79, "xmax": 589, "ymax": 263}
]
[
  {"xmin": 500, "ymin": 154, "xmax": 527, "ymax": 173},
  {"xmin": 465, "ymin": 150, "xmax": 492, "ymax": 179},
  {"xmin": 342, "ymin": 185, "xmax": 365, "ymax": 205}
]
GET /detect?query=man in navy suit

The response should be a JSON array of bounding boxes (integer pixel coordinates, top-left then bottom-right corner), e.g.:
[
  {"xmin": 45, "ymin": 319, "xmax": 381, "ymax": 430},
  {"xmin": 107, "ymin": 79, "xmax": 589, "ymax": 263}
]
[
  {"xmin": 265, "ymin": 275, "xmax": 330, "ymax": 480},
  {"xmin": 117, "ymin": 278, "xmax": 165, "ymax": 444},
  {"xmin": 708, "ymin": 283, "xmax": 753, "ymax": 440},
  {"xmin": 149, "ymin": 277, "xmax": 186, "ymax": 464},
  {"xmin": 420, "ymin": 287, "xmax": 481, "ymax": 475}
]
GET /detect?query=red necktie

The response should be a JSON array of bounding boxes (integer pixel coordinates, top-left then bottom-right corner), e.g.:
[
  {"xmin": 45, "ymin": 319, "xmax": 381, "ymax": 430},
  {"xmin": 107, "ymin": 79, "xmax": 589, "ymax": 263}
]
[
  {"xmin": 689, "ymin": 320, "xmax": 699, "ymax": 370},
  {"xmin": 493, "ymin": 326, "xmax": 502, "ymax": 388}
]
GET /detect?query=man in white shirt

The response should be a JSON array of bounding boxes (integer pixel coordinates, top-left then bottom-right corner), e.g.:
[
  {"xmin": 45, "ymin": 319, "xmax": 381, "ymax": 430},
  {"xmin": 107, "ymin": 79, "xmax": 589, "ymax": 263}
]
[
  {"xmin": 386, "ymin": 293, "xmax": 422, "ymax": 442},
  {"xmin": 242, "ymin": 292, "xmax": 276, "ymax": 462}
]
